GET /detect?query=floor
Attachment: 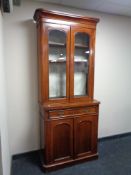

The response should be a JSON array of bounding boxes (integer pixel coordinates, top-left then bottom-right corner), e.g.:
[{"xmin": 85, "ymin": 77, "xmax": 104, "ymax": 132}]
[{"xmin": 12, "ymin": 135, "xmax": 131, "ymax": 175}]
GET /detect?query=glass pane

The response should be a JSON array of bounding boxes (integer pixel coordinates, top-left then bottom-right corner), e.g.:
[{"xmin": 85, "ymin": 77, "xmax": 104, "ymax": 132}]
[
  {"xmin": 74, "ymin": 33, "xmax": 90, "ymax": 96},
  {"xmin": 48, "ymin": 30, "xmax": 66, "ymax": 98}
]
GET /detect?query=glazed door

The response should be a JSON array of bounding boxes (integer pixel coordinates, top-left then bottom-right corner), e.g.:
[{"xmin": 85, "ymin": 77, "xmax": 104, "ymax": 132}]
[
  {"xmin": 74, "ymin": 115, "xmax": 98, "ymax": 158},
  {"xmin": 46, "ymin": 118, "xmax": 74, "ymax": 163},
  {"xmin": 70, "ymin": 26, "xmax": 96, "ymax": 102},
  {"xmin": 43, "ymin": 23, "xmax": 70, "ymax": 102}
]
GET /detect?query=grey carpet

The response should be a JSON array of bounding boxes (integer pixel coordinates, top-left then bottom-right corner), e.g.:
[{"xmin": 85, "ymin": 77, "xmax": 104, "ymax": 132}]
[{"xmin": 12, "ymin": 135, "xmax": 131, "ymax": 175}]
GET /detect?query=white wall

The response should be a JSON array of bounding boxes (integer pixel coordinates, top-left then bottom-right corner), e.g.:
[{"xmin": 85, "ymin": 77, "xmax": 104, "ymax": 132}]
[
  {"xmin": 0, "ymin": 11, "xmax": 11, "ymax": 175},
  {"xmin": 4, "ymin": 0, "xmax": 131, "ymax": 155}
]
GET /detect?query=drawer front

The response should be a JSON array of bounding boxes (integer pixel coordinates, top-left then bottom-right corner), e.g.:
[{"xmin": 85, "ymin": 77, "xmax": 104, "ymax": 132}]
[
  {"xmin": 48, "ymin": 106, "xmax": 98, "ymax": 118},
  {"xmin": 49, "ymin": 109, "xmax": 73, "ymax": 118},
  {"xmin": 74, "ymin": 106, "xmax": 98, "ymax": 115}
]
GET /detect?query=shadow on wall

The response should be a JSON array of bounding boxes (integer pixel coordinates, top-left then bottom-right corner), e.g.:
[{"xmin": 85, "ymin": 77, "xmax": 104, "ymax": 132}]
[
  {"xmin": 9, "ymin": 19, "xmax": 40, "ymax": 153},
  {"xmin": 24, "ymin": 20, "xmax": 40, "ymax": 150}
]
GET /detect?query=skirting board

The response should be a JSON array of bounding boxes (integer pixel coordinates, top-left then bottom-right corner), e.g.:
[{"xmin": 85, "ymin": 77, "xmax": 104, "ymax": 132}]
[{"xmin": 12, "ymin": 131, "xmax": 131, "ymax": 160}]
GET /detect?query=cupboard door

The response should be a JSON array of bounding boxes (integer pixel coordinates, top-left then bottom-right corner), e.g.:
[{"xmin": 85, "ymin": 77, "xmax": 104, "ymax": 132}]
[
  {"xmin": 46, "ymin": 118, "xmax": 74, "ymax": 163},
  {"xmin": 74, "ymin": 115, "xmax": 98, "ymax": 158},
  {"xmin": 70, "ymin": 27, "xmax": 96, "ymax": 102},
  {"xmin": 42, "ymin": 23, "xmax": 70, "ymax": 102}
]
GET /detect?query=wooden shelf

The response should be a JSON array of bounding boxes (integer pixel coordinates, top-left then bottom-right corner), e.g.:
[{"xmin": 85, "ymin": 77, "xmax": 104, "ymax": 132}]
[
  {"xmin": 49, "ymin": 42, "xmax": 88, "ymax": 48},
  {"xmin": 49, "ymin": 60, "xmax": 87, "ymax": 63},
  {"xmin": 49, "ymin": 57, "xmax": 66, "ymax": 63},
  {"xmin": 49, "ymin": 60, "xmax": 66, "ymax": 63},
  {"xmin": 49, "ymin": 41, "xmax": 65, "ymax": 47},
  {"xmin": 75, "ymin": 60, "xmax": 87, "ymax": 62},
  {"xmin": 75, "ymin": 44, "xmax": 88, "ymax": 48}
]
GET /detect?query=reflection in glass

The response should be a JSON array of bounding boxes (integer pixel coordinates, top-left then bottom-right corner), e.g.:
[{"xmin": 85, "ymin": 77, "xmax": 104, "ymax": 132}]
[
  {"xmin": 48, "ymin": 30, "xmax": 66, "ymax": 98},
  {"xmin": 74, "ymin": 33, "xmax": 90, "ymax": 96}
]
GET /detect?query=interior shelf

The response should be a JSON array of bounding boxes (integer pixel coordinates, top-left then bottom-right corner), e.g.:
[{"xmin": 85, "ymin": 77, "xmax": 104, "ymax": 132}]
[
  {"xmin": 49, "ymin": 60, "xmax": 66, "ymax": 63},
  {"xmin": 49, "ymin": 42, "xmax": 88, "ymax": 48},
  {"xmin": 75, "ymin": 43, "xmax": 88, "ymax": 48},
  {"xmin": 49, "ymin": 41, "xmax": 65, "ymax": 47},
  {"xmin": 49, "ymin": 59, "xmax": 87, "ymax": 63}
]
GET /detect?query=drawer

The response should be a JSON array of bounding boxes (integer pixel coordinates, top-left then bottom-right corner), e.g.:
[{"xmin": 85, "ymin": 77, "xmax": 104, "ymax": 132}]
[
  {"xmin": 48, "ymin": 106, "xmax": 98, "ymax": 118},
  {"xmin": 74, "ymin": 106, "xmax": 98, "ymax": 115},
  {"xmin": 49, "ymin": 109, "xmax": 73, "ymax": 118}
]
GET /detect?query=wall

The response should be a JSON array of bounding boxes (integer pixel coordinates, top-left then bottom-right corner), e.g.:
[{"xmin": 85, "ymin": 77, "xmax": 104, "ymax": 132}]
[
  {"xmin": 0, "ymin": 10, "xmax": 11, "ymax": 175},
  {"xmin": 4, "ymin": 0, "xmax": 131, "ymax": 155}
]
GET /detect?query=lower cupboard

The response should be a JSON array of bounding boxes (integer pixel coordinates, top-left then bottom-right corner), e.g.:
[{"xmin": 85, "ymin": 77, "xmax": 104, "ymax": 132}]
[{"xmin": 42, "ymin": 113, "xmax": 98, "ymax": 170}]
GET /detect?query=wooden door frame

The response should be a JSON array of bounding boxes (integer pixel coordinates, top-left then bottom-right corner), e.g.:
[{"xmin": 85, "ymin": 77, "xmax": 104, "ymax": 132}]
[{"xmin": 70, "ymin": 26, "xmax": 96, "ymax": 102}]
